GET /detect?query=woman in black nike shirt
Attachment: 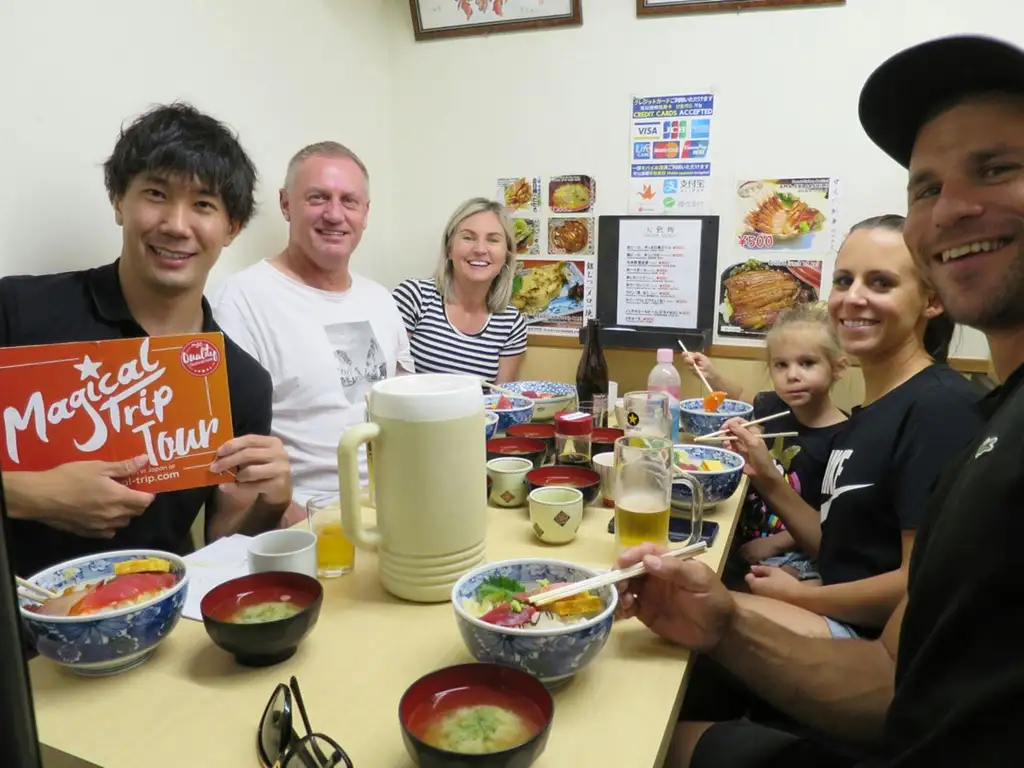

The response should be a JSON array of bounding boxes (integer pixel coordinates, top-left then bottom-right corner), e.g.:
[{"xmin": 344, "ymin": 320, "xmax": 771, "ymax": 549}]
[{"xmin": 726, "ymin": 215, "xmax": 984, "ymax": 639}]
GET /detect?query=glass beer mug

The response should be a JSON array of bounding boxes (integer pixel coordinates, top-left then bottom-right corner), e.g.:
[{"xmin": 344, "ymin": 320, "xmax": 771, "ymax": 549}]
[{"xmin": 613, "ymin": 436, "xmax": 703, "ymax": 552}]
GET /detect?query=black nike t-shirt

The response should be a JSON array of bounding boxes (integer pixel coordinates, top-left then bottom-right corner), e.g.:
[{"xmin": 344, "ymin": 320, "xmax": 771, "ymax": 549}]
[
  {"xmin": 878, "ymin": 362, "xmax": 1024, "ymax": 766},
  {"xmin": 738, "ymin": 391, "xmax": 846, "ymax": 540},
  {"xmin": 817, "ymin": 365, "xmax": 984, "ymax": 592}
]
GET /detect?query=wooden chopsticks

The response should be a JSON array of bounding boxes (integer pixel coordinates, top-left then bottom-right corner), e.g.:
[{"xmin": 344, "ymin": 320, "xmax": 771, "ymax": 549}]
[
  {"xmin": 16, "ymin": 577, "xmax": 57, "ymax": 603},
  {"xmin": 527, "ymin": 540, "xmax": 708, "ymax": 608},
  {"xmin": 694, "ymin": 410, "xmax": 791, "ymax": 442},
  {"xmin": 677, "ymin": 340, "xmax": 714, "ymax": 395},
  {"xmin": 480, "ymin": 380, "xmax": 521, "ymax": 399},
  {"xmin": 694, "ymin": 431, "xmax": 799, "ymax": 443}
]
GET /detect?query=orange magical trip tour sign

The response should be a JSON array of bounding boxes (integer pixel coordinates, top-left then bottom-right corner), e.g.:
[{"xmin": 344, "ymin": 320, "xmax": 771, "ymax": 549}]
[{"xmin": 0, "ymin": 333, "xmax": 235, "ymax": 493}]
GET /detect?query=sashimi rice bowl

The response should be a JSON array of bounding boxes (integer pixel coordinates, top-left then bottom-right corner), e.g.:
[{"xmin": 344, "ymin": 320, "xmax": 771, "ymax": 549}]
[
  {"xmin": 452, "ymin": 558, "xmax": 617, "ymax": 687},
  {"xmin": 19, "ymin": 550, "xmax": 188, "ymax": 677}
]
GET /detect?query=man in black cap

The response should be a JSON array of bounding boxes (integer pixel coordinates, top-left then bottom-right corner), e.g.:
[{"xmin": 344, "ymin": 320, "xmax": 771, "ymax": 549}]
[{"xmin": 613, "ymin": 35, "xmax": 1024, "ymax": 767}]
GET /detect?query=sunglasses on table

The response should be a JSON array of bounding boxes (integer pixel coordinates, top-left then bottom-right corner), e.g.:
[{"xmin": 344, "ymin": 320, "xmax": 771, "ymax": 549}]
[{"xmin": 257, "ymin": 676, "xmax": 353, "ymax": 768}]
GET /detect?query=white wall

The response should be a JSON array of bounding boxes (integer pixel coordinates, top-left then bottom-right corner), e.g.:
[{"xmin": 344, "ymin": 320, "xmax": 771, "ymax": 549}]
[
  {"xmin": 0, "ymin": 0, "xmax": 395, "ymax": 287},
  {"xmin": 385, "ymin": 0, "xmax": 1024, "ymax": 360},
  {"xmin": 1, "ymin": 0, "xmax": 1020, "ymax": 360}
]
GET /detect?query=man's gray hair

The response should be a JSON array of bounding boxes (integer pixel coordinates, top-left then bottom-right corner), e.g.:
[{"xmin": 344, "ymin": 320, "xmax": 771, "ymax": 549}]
[{"xmin": 284, "ymin": 141, "xmax": 370, "ymax": 196}]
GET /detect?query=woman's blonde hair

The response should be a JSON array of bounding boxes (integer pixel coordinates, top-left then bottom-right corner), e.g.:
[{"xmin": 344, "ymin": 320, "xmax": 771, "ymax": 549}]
[
  {"xmin": 765, "ymin": 301, "xmax": 846, "ymax": 374},
  {"xmin": 434, "ymin": 197, "xmax": 518, "ymax": 314}
]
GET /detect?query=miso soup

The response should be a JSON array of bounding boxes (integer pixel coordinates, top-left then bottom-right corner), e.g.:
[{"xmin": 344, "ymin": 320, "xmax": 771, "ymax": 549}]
[
  {"xmin": 230, "ymin": 600, "xmax": 303, "ymax": 624},
  {"xmin": 407, "ymin": 685, "xmax": 544, "ymax": 755},
  {"xmin": 209, "ymin": 585, "xmax": 312, "ymax": 625}
]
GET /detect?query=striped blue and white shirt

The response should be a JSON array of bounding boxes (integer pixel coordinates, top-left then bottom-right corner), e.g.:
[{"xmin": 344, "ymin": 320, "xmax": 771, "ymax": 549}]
[{"xmin": 392, "ymin": 278, "xmax": 527, "ymax": 381}]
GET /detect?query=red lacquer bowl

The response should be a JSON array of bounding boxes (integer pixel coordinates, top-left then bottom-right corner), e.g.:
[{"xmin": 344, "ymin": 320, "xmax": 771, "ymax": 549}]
[
  {"xmin": 525, "ymin": 465, "xmax": 601, "ymax": 505},
  {"xmin": 200, "ymin": 571, "xmax": 322, "ymax": 667},
  {"xmin": 398, "ymin": 662, "xmax": 554, "ymax": 767}
]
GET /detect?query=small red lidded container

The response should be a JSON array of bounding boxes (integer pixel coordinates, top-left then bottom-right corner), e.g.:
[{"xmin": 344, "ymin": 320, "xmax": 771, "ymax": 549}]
[{"xmin": 554, "ymin": 411, "xmax": 594, "ymax": 468}]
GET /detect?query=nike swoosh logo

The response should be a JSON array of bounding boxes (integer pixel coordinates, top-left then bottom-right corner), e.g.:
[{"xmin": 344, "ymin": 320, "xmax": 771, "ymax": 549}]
[{"xmin": 820, "ymin": 484, "xmax": 873, "ymax": 522}]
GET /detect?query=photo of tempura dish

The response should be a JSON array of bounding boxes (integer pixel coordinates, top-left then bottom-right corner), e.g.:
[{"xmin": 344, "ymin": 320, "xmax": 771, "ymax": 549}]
[
  {"xmin": 719, "ymin": 260, "xmax": 821, "ymax": 333},
  {"xmin": 511, "ymin": 261, "xmax": 585, "ymax": 322},
  {"xmin": 503, "ymin": 177, "xmax": 533, "ymax": 209},
  {"xmin": 743, "ymin": 190, "xmax": 826, "ymax": 240}
]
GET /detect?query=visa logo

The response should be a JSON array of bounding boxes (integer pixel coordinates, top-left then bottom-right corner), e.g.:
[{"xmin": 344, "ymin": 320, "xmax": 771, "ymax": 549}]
[{"xmin": 634, "ymin": 121, "xmax": 659, "ymax": 138}]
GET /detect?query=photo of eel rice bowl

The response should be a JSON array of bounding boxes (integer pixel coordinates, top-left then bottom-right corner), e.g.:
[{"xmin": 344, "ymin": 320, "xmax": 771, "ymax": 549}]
[{"xmin": 719, "ymin": 260, "xmax": 821, "ymax": 334}]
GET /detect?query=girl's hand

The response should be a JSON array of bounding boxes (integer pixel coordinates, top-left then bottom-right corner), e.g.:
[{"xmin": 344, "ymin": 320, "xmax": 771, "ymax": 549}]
[
  {"xmin": 745, "ymin": 565, "xmax": 804, "ymax": 604},
  {"xmin": 723, "ymin": 419, "xmax": 780, "ymax": 485},
  {"xmin": 682, "ymin": 352, "xmax": 720, "ymax": 388}
]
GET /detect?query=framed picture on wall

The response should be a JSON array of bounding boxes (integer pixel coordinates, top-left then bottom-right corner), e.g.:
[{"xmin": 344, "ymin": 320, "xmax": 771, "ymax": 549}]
[
  {"xmin": 410, "ymin": 1, "xmax": 583, "ymax": 41},
  {"xmin": 637, "ymin": 0, "xmax": 843, "ymax": 15}
]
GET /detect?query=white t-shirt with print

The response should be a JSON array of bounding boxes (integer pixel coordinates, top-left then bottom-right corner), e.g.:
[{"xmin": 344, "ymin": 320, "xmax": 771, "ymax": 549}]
[{"xmin": 210, "ymin": 260, "xmax": 413, "ymax": 505}]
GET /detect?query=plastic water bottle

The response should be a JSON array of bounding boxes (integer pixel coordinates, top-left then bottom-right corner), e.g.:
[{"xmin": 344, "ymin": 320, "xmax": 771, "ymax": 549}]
[{"xmin": 648, "ymin": 348, "xmax": 682, "ymax": 442}]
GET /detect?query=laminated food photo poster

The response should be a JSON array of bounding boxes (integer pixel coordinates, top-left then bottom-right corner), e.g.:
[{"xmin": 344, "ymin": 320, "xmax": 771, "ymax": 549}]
[
  {"xmin": 502, "ymin": 173, "xmax": 599, "ymax": 338},
  {"xmin": 717, "ymin": 177, "xmax": 840, "ymax": 341}
]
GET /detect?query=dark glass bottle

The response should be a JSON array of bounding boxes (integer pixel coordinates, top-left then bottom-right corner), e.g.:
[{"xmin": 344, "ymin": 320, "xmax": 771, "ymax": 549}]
[{"xmin": 576, "ymin": 319, "xmax": 609, "ymax": 405}]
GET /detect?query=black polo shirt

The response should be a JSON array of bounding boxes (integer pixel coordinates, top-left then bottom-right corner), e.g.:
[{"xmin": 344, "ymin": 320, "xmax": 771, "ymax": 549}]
[
  {"xmin": 880, "ymin": 362, "xmax": 1024, "ymax": 766},
  {"xmin": 0, "ymin": 261, "xmax": 273, "ymax": 577}
]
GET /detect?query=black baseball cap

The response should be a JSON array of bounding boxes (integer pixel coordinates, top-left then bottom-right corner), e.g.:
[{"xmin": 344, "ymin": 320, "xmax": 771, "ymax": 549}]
[{"xmin": 859, "ymin": 35, "xmax": 1024, "ymax": 168}]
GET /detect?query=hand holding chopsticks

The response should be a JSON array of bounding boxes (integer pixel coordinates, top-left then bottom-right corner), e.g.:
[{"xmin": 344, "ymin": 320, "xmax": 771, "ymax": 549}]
[
  {"xmin": 527, "ymin": 540, "xmax": 708, "ymax": 608},
  {"xmin": 677, "ymin": 340, "xmax": 715, "ymax": 395}
]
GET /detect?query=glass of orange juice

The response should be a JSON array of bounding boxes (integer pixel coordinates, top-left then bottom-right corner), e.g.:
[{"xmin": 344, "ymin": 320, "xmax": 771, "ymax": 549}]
[{"xmin": 306, "ymin": 494, "xmax": 355, "ymax": 578}]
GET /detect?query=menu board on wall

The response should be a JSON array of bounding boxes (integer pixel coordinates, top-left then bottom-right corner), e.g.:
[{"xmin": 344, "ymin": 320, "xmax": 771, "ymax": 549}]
[
  {"xmin": 503, "ymin": 174, "xmax": 600, "ymax": 338},
  {"xmin": 595, "ymin": 215, "xmax": 720, "ymax": 347},
  {"xmin": 615, "ymin": 218, "xmax": 703, "ymax": 329}
]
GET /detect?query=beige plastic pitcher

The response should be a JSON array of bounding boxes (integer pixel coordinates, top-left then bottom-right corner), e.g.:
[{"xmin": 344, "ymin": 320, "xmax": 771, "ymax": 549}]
[{"xmin": 337, "ymin": 373, "xmax": 488, "ymax": 603}]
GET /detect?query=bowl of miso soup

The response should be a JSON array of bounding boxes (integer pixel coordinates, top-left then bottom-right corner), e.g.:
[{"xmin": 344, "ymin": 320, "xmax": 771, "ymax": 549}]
[
  {"xmin": 399, "ymin": 662, "xmax": 553, "ymax": 767},
  {"xmin": 200, "ymin": 571, "xmax": 322, "ymax": 667}
]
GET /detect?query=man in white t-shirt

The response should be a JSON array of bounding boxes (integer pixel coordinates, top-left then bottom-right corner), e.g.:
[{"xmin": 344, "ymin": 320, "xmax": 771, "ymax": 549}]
[{"xmin": 211, "ymin": 142, "xmax": 414, "ymax": 514}]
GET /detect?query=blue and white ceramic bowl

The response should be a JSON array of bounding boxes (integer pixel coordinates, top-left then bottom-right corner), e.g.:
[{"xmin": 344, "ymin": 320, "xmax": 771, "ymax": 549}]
[
  {"xmin": 19, "ymin": 549, "xmax": 188, "ymax": 677},
  {"xmin": 451, "ymin": 558, "xmax": 617, "ymax": 688},
  {"xmin": 484, "ymin": 410, "xmax": 500, "ymax": 441},
  {"xmin": 483, "ymin": 394, "xmax": 535, "ymax": 433},
  {"xmin": 673, "ymin": 444, "xmax": 746, "ymax": 507},
  {"xmin": 679, "ymin": 398, "xmax": 754, "ymax": 437},
  {"xmin": 499, "ymin": 381, "xmax": 577, "ymax": 422}
]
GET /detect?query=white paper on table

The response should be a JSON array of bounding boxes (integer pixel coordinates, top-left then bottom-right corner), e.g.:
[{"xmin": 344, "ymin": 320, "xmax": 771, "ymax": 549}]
[{"xmin": 181, "ymin": 534, "xmax": 252, "ymax": 621}]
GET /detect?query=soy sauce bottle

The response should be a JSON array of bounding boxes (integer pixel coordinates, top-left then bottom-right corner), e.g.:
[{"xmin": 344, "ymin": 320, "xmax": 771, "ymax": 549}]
[{"xmin": 576, "ymin": 318, "xmax": 609, "ymax": 405}]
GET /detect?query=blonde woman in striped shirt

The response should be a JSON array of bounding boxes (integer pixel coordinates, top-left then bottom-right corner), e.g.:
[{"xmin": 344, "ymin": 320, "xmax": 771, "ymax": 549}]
[{"xmin": 393, "ymin": 198, "xmax": 527, "ymax": 383}]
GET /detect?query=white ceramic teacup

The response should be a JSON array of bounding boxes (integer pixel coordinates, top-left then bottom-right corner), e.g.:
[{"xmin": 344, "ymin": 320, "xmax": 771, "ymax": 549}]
[
  {"xmin": 591, "ymin": 451, "xmax": 616, "ymax": 507},
  {"xmin": 487, "ymin": 457, "xmax": 533, "ymax": 508},
  {"xmin": 247, "ymin": 529, "xmax": 318, "ymax": 578},
  {"xmin": 529, "ymin": 487, "xmax": 584, "ymax": 544}
]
